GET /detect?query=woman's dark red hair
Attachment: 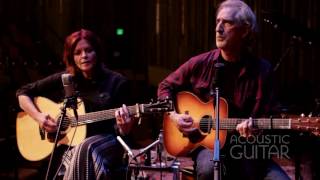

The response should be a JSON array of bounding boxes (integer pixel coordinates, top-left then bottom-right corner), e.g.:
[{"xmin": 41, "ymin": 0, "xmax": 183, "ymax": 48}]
[{"xmin": 63, "ymin": 29, "xmax": 104, "ymax": 75}]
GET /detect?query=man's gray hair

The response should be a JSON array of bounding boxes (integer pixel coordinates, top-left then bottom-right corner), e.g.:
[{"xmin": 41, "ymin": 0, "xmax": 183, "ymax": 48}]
[{"xmin": 217, "ymin": 0, "xmax": 258, "ymax": 34}]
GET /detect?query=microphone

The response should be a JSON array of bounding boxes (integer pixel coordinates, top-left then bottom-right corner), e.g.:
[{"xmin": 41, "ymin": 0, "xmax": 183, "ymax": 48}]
[
  {"xmin": 61, "ymin": 73, "xmax": 76, "ymax": 98},
  {"xmin": 116, "ymin": 136, "xmax": 134, "ymax": 158},
  {"xmin": 133, "ymin": 139, "xmax": 160, "ymax": 159},
  {"xmin": 61, "ymin": 73, "xmax": 77, "ymax": 110},
  {"xmin": 213, "ymin": 62, "xmax": 225, "ymax": 88}
]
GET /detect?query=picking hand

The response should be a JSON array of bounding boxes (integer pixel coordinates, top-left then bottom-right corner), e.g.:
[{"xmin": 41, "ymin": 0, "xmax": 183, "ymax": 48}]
[
  {"xmin": 37, "ymin": 112, "xmax": 57, "ymax": 133},
  {"xmin": 170, "ymin": 112, "xmax": 197, "ymax": 135}
]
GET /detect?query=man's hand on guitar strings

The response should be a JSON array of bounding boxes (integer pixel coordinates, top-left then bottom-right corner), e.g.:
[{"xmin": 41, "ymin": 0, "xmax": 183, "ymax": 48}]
[{"xmin": 169, "ymin": 111, "xmax": 198, "ymax": 135}]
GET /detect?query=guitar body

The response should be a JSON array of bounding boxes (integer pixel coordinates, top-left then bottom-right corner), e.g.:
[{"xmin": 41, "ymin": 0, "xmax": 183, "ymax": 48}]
[
  {"xmin": 16, "ymin": 97, "xmax": 87, "ymax": 161},
  {"xmin": 163, "ymin": 91, "xmax": 228, "ymax": 157}
]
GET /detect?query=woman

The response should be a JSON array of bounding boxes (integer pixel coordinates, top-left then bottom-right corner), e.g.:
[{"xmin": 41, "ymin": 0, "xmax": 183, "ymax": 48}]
[{"xmin": 16, "ymin": 29, "xmax": 134, "ymax": 179}]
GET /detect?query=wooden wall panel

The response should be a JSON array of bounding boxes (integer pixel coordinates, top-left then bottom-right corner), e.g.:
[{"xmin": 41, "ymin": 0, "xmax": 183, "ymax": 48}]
[
  {"xmin": 145, "ymin": 0, "xmax": 320, "ymax": 112},
  {"xmin": 0, "ymin": 0, "xmax": 319, "ymax": 111}
]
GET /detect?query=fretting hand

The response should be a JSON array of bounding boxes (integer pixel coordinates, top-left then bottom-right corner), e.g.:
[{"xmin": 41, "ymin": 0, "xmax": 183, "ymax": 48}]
[
  {"xmin": 115, "ymin": 104, "xmax": 135, "ymax": 135},
  {"xmin": 236, "ymin": 118, "xmax": 254, "ymax": 137}
]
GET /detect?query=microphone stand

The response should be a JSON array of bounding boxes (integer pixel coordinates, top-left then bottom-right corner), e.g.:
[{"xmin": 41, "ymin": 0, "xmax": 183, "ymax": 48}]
[
  {"xmin": 157, "ymin": 132, "xmax": 164, "ymax": 180},
  {"xmin": 132, "ymin": 139, "xmax": 160, "ymax": 160},
  {"xmin": 45, "ymin": 96, "xmax": 78, "ymax": 180},
  {"xmin": 128, "ymin": 133, "xmax": 163, "ymax": 180},
  {"xmin": 213, "ymin": 87, "xmax": 221, "ymax": 180},
  {"xmin": 212, "ymin": 62, "xmax": 224, "ymax": 180}
]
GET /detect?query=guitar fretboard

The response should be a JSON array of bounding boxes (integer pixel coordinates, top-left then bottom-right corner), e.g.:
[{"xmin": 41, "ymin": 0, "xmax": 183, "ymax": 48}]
[
  {"xmin": 199, "ymin": 118, "xmax": 292, "ymax": 131},
  {"xmin": 66, "ymin": 105, "xmax": 139, "ymax": 127}
]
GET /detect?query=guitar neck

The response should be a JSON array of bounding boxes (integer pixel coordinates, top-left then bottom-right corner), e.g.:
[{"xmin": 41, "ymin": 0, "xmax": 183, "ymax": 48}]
[
  {"xmin": 201, "ymin": 118, "xmax": 292, "ymax": 130},
  {"xmin": 69, "ymin": 105, "xmax": 138, "ymax": 126}
]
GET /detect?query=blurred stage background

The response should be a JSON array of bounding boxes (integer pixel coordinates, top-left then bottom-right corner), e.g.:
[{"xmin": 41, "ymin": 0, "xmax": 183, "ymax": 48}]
[{"xmin": 0, "ymin": 0, "xmax": 319, "ymax": 179}]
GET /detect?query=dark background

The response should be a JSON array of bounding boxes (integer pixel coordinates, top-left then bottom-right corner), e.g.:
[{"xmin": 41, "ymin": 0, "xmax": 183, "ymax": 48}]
[{"xmin": 0, "ymin": 0, "xmax": 319, "ymax": 178}]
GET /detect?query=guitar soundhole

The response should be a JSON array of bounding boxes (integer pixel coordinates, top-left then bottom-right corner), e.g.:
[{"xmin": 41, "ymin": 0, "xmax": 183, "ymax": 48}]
[{"xmin": 199, "ymin": 115, "xmax": 213, "ymax": 133}]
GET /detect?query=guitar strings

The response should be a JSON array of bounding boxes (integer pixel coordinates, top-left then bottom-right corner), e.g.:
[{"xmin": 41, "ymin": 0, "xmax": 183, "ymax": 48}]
[
  {"xmin": 199, "ymin": 118, "xmax": 291, "ymax": 130},
  {"xmin": 65, "ymin": 106, "xmax": 137, "ymax": 126}
]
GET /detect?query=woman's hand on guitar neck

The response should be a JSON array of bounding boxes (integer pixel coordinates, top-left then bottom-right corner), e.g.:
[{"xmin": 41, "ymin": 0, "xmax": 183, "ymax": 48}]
[
  {"xmin": 115, "ymin": 104, "xmax": 135, "ymax": 135},
  {"xmin": 169, "ymin": 111, "xmax": 197, "ymax": 135}
]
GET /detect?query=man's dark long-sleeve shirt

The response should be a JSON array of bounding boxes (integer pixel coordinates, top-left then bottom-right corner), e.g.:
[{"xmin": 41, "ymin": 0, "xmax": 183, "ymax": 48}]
[{"xmin": 158, "ymin": 49, "xmax": 273, "ymax": 118}]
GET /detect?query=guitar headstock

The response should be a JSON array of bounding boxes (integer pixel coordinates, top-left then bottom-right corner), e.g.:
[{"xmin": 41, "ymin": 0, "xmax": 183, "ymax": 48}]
[
  {"xmin": 141, "ymin": 98, "xmax": 174, "ymax": 114},
  {"xmin": 291, "ymin": 115, "xmax": 320, "ymax": 136}
]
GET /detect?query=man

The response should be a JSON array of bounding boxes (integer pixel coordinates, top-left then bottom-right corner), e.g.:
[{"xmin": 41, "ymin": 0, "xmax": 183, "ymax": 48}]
[{"xmin": 157, "ymin": 1, "xmax": 290, "ymax": 179}]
